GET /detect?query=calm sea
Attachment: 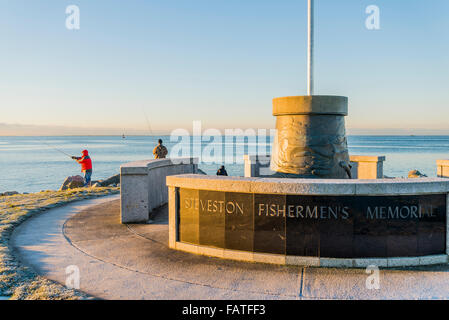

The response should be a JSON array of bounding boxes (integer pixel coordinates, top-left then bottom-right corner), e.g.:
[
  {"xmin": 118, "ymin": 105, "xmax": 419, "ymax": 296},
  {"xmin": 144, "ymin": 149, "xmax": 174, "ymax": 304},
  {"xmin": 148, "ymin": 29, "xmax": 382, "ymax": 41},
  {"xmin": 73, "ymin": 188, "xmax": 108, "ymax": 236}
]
[{"xmin": 0, "ymin": 135, "xmax": 448, "ymax": 193}]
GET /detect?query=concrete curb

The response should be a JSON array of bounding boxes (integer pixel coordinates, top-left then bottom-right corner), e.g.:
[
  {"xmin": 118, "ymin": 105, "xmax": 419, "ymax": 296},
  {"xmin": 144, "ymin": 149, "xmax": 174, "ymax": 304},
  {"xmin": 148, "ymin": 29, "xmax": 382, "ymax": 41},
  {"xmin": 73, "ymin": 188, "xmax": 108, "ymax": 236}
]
[{"xmin": 173, "ymin": 241, "xmax": 449, "ymax": 268}]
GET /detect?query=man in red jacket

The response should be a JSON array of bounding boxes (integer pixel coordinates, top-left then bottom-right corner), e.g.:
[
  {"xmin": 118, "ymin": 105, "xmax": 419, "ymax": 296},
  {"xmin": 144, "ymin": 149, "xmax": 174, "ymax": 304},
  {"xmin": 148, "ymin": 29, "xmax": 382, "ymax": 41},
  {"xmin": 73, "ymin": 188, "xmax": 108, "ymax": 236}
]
[{"xmin": 72, "ymin": 150, "xmax": 93, "ymax": 187}]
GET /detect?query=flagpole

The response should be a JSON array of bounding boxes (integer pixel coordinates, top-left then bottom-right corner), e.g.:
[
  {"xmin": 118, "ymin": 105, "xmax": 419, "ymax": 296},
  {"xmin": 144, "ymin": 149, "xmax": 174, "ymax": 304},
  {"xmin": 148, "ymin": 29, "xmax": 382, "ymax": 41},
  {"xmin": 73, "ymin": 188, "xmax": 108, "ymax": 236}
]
[{"xmin": 307, "ymin": 0, "xmax": 314, "ymax": 96}]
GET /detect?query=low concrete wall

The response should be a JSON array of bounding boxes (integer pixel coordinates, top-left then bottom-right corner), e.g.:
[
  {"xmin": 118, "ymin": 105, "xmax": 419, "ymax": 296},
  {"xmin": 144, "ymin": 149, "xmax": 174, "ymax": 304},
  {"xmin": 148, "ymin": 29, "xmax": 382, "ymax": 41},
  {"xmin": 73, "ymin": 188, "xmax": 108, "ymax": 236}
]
[
  {"xmin": 167, "ymin": 175, "xmax": 449, "ymax": 196},
  {"xmin": 244, "ymin": 154, "xmax": 386, "ymax": 179},
  {"xmin": 120, "ymin": 158, "xmax": 197, "ymax": 223},
  {"xmin": 438, "ymin": 160, "xmax": 449, "ymax": 178}
]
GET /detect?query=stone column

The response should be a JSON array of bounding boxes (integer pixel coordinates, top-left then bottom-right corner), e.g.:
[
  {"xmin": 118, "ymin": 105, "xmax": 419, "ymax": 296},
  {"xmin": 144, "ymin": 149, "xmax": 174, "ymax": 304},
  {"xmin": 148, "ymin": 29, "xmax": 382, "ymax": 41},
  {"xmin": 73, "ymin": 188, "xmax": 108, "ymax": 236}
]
[{"xmin": 270, "ymin": 96, "xmax": 351, "ymax": 179}]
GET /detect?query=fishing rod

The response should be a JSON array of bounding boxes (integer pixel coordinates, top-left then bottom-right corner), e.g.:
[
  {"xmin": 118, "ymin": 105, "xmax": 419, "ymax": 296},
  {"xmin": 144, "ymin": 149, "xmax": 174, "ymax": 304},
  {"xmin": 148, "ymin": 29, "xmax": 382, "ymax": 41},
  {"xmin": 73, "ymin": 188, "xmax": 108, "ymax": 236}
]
[
  {"xmin": 142, "ymin": 107, "xmax": 154, "ymax": 136},
  {"xmin": 41, "ymin": 141, "xmax": 73, "ymax": 158}
]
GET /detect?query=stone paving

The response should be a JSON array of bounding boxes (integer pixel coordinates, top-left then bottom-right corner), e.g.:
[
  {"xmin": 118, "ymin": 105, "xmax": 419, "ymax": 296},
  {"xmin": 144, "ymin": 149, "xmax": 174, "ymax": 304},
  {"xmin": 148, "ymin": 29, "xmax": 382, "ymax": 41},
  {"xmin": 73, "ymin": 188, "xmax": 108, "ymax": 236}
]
[{"xmin": 10, "ymin": 196, "xmax": 449, "ymax": 300}]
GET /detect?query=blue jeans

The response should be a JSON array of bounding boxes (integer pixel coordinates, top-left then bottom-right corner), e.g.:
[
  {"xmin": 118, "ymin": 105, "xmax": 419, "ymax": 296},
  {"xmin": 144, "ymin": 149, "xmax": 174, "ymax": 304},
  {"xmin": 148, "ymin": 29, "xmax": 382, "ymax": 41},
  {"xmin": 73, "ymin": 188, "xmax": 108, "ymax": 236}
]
[{"xmin": 83, "ymin": 170, "xmax": 92, "ymax": 187}]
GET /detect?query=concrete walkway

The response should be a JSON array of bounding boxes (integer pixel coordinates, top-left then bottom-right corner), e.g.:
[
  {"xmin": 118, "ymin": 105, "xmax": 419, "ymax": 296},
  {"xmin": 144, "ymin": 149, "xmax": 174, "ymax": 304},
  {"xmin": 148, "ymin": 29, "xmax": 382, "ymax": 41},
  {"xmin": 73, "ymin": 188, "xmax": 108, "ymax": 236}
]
[{"xmin": 10, "ymin": 196, "xmax": 449, "ymax": 300}]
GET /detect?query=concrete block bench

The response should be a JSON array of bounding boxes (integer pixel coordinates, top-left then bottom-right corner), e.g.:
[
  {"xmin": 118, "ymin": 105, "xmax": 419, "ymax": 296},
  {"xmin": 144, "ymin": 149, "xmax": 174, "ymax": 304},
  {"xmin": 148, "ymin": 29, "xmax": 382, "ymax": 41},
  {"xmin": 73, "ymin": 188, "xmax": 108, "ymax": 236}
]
[{"xmin": 244, "ymin": 154, "xmax": 386, "ymax": 179}]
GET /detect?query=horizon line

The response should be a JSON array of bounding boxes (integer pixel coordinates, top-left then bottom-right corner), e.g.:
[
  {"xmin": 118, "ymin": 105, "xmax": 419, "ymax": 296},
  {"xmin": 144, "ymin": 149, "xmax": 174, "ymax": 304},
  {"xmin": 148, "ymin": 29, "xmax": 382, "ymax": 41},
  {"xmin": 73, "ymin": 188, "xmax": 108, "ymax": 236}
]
[{"xmin": 2, "ymin": 134, "xmax": 449, "ymax": 137}]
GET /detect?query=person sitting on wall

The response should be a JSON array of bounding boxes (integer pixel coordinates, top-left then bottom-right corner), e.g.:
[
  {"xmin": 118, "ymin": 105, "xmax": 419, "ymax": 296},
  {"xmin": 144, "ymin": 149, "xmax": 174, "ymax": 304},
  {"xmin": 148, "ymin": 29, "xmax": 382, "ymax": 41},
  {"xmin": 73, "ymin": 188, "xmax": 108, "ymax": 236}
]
[
  {"xmin": 72, "ymin": 149, "xmax": 93, "ymax": 187},
  {"xmin": 153, "ymin": 139, "xmax": 168, "ymax": 159},
  {"xmin": 216, "ymin": 165, "xmax": 228, "ymax": 176}
]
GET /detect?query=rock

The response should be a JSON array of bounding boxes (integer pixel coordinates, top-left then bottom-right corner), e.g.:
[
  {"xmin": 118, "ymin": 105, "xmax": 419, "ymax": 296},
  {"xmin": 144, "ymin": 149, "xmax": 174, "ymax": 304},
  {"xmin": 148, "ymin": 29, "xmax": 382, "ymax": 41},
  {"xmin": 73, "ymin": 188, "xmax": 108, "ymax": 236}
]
[
  {"xmin": 0, "ymin": 191, "xmax": 19, "ymax": 196},
  {"xmin": 60, "ymin": 175, "xmax": 85, "ymax": 190},
  {"xmin": 92, "ymin": 182, "xmax": 102, "ymax": 188},
  {"xmin": 68, "ymin": 180, "xmax": 84, "ymax": 189},
  {"xmin": 408, "ymin": 170, "xmax": 428, "ymax": 178},
  {"xmin": 96, "ymin": 174, "xmax": 120, "ymax": 187}
]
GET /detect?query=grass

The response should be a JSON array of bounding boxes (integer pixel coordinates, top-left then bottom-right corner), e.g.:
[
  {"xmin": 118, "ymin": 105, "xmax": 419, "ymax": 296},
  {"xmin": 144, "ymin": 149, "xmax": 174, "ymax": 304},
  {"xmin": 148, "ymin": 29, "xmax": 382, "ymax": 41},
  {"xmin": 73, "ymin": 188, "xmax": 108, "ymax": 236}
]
[{"xmin": 0, "ymin": 187, "xmax": 119, "ymax": 300}]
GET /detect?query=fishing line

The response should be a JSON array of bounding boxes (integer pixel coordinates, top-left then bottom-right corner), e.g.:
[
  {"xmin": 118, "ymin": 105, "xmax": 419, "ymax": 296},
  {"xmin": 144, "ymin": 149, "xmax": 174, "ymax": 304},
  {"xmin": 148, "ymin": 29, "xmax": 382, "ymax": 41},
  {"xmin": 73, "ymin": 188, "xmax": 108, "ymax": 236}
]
[
  {"xmin": 142, "ymin": 107, "xmax": 154, "ymax": 135},
  {"xmin": 41, "ymin": 141, "xmax": 73, "ymax": 158}
]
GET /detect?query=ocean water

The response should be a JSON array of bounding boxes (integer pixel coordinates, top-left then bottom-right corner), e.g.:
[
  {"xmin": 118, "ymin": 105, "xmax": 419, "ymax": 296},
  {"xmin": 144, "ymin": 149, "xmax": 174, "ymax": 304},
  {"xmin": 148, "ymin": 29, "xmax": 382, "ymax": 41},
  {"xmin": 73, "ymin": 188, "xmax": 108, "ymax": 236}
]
[{"xmin": 0, "ymin": 135, "xmax": 448, "ymax": 193}]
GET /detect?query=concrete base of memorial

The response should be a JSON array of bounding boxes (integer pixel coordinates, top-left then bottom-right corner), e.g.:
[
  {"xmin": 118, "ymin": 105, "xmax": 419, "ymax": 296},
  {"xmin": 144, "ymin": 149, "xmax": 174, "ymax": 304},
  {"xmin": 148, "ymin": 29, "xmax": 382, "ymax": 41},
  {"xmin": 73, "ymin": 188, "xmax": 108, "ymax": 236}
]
[{"xmin": 167, "ymin": 175, "xmax": 449, "ymax": 268}]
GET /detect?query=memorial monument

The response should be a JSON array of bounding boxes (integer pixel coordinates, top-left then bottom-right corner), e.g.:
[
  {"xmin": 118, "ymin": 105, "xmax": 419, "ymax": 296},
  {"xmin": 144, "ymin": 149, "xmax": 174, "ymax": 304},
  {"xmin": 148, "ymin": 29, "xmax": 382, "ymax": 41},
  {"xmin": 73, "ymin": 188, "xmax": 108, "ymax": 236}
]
[
  {"xmin": 121, "ymin": 0, "xmax": 449, "ymax": 268},
  {"xmin": 271, "ymin": 0, "xmax": 352, "ymax": 179}
]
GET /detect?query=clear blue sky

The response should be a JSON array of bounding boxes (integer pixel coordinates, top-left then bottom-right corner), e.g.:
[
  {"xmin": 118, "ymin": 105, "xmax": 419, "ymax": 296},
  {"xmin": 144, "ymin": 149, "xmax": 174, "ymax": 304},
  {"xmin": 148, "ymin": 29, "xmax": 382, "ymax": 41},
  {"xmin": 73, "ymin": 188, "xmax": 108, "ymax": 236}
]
[{"xmin": 1, "ymin": 0, "xmax": 448, "ymax": 135}]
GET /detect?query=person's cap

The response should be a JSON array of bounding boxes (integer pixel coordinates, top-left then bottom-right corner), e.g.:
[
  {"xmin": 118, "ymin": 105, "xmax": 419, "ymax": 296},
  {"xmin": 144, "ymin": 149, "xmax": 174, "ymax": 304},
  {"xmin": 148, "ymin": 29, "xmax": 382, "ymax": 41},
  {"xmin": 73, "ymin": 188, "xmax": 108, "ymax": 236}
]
[{"xmin": 82, "ymin": 150, "xmax": 88, "ymax": 155}]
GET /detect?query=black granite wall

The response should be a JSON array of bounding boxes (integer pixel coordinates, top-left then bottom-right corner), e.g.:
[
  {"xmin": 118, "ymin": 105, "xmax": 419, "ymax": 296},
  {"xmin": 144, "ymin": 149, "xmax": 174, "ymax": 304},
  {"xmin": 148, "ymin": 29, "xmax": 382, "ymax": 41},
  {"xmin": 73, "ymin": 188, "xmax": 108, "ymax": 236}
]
[{"xmin": 178, "ymin": 189, "xmax": 446, "ymax": 258}]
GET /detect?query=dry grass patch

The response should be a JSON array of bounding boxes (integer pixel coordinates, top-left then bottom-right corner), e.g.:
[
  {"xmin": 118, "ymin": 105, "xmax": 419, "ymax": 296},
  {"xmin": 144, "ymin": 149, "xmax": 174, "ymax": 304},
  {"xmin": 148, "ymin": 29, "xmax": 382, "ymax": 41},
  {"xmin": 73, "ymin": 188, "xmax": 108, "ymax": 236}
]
[{"xmin": 0, "ymin": 187, "xmax": 119, "ymax": 300}]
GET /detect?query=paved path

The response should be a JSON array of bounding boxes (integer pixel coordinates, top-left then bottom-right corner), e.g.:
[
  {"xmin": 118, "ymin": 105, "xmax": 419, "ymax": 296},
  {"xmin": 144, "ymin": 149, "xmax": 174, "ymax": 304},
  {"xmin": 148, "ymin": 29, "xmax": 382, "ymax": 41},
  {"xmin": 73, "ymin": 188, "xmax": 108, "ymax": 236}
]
[{"xmin": 10, "ymin": 196, "xmax": 449, "ymax": 300}]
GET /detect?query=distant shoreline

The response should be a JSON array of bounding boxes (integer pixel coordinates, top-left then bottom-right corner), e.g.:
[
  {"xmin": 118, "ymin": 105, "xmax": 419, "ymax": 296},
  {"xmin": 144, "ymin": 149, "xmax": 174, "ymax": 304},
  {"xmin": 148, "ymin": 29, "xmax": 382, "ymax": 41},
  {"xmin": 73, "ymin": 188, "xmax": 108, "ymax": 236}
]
[{"xmin": 2, "ymin": 134, "xmax": 449, "ymax": 137}]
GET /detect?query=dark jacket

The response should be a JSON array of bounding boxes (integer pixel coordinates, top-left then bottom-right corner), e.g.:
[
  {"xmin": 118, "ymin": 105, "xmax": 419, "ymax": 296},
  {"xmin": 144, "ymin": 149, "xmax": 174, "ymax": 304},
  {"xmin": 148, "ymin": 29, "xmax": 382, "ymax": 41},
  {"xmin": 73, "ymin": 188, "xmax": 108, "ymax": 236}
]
[{"xmin": 216, "ymin": 168, "xmax": 228, "ymax": 176}]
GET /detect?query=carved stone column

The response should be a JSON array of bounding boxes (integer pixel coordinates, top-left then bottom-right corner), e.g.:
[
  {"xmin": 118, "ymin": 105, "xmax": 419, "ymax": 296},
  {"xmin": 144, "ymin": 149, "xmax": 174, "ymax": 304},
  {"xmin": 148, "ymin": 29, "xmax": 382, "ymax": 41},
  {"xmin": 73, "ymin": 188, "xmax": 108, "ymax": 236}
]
[{"xmin": 270, "ymin": 96, "xmax": 351, "ymax": 179}]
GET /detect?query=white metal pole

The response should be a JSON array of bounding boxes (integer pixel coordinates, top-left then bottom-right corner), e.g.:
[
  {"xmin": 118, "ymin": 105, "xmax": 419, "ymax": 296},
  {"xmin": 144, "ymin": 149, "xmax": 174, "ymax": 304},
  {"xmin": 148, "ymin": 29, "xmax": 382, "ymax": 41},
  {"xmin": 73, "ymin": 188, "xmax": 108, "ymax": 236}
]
[{"xmin": 307, "ymin": 0, "xmax": 314, "ymax": 96}]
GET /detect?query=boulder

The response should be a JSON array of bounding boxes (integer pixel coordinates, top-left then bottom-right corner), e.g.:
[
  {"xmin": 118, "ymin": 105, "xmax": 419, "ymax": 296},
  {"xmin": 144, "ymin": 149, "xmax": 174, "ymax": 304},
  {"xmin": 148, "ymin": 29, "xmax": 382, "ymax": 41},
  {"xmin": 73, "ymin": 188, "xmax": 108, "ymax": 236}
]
[
  {"xmin": 408, "ymin": 170, "xmax": 428, "ymax": 178},
  {"xmin": 0, "ymin": 191, "xmax": 19, "ymax": 197},
  {"xmin": 95, "ymin": 174, "xmax": 120, "ymax": 187},
  {"xmin": 60, "ymin": 175, "xmax": 85, "ymax": 190}
]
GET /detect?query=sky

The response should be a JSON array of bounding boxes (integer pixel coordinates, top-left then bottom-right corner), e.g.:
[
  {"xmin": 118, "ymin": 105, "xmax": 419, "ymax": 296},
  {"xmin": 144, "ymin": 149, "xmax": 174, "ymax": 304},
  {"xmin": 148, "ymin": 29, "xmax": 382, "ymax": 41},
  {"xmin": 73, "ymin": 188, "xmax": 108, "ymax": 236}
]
[{"xmin": 1, "ymin": 0, "xmax": 448, "ymax": 135}]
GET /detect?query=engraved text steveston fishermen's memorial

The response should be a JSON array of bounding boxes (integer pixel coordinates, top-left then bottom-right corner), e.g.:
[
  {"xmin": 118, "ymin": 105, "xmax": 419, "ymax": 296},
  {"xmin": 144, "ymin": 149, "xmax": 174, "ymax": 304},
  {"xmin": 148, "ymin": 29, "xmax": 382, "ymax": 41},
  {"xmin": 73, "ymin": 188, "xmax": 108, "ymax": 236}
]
[{"xmin": 183, "ymin": 196, "xmax": 438, "ymax": 220}]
